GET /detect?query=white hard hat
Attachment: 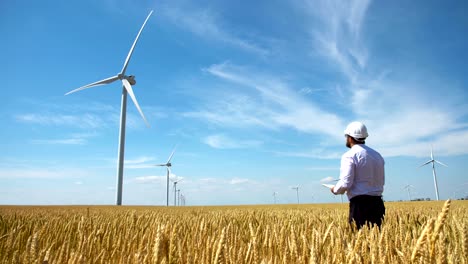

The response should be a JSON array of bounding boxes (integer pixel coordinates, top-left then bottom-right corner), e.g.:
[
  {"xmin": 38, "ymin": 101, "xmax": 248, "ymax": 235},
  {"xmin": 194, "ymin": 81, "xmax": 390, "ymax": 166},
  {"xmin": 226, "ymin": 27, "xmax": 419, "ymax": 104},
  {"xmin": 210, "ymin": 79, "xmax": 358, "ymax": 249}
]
[{"xmin": 344, "ymin": 121, "xmax": 368, "ymax": 139}]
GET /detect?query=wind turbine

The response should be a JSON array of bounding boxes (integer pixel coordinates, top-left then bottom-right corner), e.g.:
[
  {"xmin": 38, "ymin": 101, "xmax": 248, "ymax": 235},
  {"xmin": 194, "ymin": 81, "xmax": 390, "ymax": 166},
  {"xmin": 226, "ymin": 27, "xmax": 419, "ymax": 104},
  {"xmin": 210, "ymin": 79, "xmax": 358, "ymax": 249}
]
[
  {"xmin": 172, "ymin": 179, "xmax": 182, "ymax": 206},
  {"xmin": 419, "ymin": 146, "xmax": 448, "ymax": 201},
  {"xmin": 403, "ymin": 184, "xmax": 414, "ymax": 201},
  {"xmin": 177, "ymin": 189, "xmax": 181, "ymax": 206},
  {"xmin": 291, "ymin": 186, "xmax": 300, "ymax": 204},
  {"xmin": 273, "ymin": 191, "xmax": 278, "ymax": 204},
  {"xmin": 65, "ymin": 11, "xmax": 154, "ymax": 205},
  {"xmin": 155, "ymin": 146, "xmax": 177, "ymax": 206},
  {"xmin": 180, "ymin": 194, "xmax": 186, "ymax": 206}
]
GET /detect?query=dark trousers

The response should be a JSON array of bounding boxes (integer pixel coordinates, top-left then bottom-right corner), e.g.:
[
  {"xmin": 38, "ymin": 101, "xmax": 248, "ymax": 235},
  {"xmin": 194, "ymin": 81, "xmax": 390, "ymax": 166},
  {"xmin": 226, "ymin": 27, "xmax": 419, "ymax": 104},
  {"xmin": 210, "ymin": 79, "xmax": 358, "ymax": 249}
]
[{"xmin": 349, "ymin": 195, "xmax": 385, "ymax": 229}]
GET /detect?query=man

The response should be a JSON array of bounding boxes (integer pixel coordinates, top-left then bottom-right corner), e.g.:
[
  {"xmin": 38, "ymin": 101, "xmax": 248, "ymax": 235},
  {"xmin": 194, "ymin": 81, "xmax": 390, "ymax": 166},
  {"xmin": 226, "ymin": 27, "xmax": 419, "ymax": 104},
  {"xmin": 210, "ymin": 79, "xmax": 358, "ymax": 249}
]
[{"xmin": 331, "ymin": 121, "xmax": 385, "ymax": 229}]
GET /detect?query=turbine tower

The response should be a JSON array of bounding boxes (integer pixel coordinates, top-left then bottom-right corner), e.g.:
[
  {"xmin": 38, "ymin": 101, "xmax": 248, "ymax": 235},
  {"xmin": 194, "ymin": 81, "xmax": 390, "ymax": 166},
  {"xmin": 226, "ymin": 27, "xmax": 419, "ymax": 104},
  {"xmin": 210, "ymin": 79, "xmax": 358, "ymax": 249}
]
[
  {"xmin": 420, "ymin": 146, "xmax": 448, "ymax": 201},
  {"xmin": 273, "ymin": 191, "xmax": 278, "ymax": 204},
  {"xmin": 66, "ymin": 11, "xmax": 153, "ymax": 205},
  {"xmin": 403, "ymin": 184, "xmax": 414, "ymax": 201},
  {"xmin": 177, "ymin": 189, "xmax": 181, "ymax": 206},
  {"xmin": 292, "ymin": 186, "xmax": 300, "ymax": 204},
  {"xmin": 172, "ymin": 179, "xmax": 182, "ymax": 206},
  {"xmin": 155, "ymin": 146, "xmax": 177, "ymax": 206}
]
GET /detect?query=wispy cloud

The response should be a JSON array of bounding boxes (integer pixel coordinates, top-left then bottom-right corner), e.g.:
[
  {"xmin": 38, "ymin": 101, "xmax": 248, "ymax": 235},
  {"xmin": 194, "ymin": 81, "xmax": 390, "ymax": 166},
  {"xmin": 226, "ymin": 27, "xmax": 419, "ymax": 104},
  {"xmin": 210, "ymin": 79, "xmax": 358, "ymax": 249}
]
[
  {"xmin": 274, "ymin": 149, "xmax": 341, "ymax": 160},
  {"xmin": 0, "ymin": 168, "xmax": 89, "ymax": 179},
  {"xmin": 229, "ymin": 177, "xmax": 256, "ymax": 185},
  {"xmin": 134, "ymin": 175, "xmax": 166, "ymax": 184},
  {"xmin": 305, "ymin": 0, "xmax": 370, "ymax": 80},
  {"xmin": 161, "ymin": 5, "xmax": 269, "ymax": 56},
  {"xmin": 203, "ymin": 134, "xmax": 262, "ymax": 149},
  {"xmin": 299, "ymin": 0, "xmax": 468, "ymax": 158},
  {"xmin": 320, "ymin": 176, "xmax": 337, "ymax": 183},
  {"xmin": 16, "ymin": 113, "xmax": 105, "ymax": 129},
  {"xmin": 31, "ymin": 132, "xmax": 97, "ymax": 145},
  {"xmin": 186, "ymin": 62, "xmax": 345, "ymax": 139},
  {"xmin": 124, "ymin": 156, "xmax": 157, "ymax": 169},
  {"xmin": 133, "ymin": 174, "xmax": 183, "ymax": 184}
]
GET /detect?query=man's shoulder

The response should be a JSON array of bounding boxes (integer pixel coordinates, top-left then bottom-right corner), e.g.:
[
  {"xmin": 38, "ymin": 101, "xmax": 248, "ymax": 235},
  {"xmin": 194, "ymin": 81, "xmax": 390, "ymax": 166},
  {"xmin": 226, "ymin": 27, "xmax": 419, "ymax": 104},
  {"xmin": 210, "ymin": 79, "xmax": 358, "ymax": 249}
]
[
  {"xmin": 361, "ymin": 145, "xmax": 384, "ymax": 160},
  {"xmin": 342, "ymin": 148, "xmax": 358, "ymax": 158},
  {"xmin": 350, "ymin": 145, "xmax": 383, "ymax": 157}
]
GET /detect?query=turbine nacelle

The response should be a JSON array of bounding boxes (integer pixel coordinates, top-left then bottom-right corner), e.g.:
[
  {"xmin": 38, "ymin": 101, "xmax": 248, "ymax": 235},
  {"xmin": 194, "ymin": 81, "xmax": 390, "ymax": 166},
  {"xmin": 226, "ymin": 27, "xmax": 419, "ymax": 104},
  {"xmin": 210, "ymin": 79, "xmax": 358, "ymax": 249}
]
[{"xmin": 118, "ymin": 74, "xmax": 136, "ymax": 85}]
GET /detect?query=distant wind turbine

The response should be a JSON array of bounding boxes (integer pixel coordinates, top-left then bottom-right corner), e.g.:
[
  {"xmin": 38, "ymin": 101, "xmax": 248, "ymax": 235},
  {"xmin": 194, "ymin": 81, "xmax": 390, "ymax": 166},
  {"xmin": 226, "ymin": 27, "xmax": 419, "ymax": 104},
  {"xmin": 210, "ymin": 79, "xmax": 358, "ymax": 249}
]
[
  {"xmin": 177, "ymin": 189, "xmax": 181, "ymax": 206},
  {"xmin": 180, "ymin": 194, "xmax": 186, "ymax": 206},
  {"xmin": 403, "ymin": 184, "xmax": 415, "ymax": 201},
  {"xmin": 65, "ymin": 11, "xmax": 154, "ymax": 205},
  {"xmin": 291, "ymin": 186, "xmax": 300, "ymax": 204},
  {"xmin": 172, "ymin": 179, "xmax": 182, "ymax": 206},
  {"xmin": 155, "ymin": 146, "xmax": 177, "ymax": 206},
  {"xmin": 419, "ymin": 146, "xmax": 448, "ymax": 201},
  {"xmin": 273, "ymin": 191, "xmax": 278, "ymax": 204}
]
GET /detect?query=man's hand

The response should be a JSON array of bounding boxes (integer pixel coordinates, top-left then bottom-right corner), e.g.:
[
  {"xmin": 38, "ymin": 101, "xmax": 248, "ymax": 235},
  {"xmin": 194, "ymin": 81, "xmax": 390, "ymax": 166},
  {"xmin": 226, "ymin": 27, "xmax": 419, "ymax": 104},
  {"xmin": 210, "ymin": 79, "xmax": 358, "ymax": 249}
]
[{"xmin": 330, "ymin": 186, "xmax": 335, "ymax": 195}]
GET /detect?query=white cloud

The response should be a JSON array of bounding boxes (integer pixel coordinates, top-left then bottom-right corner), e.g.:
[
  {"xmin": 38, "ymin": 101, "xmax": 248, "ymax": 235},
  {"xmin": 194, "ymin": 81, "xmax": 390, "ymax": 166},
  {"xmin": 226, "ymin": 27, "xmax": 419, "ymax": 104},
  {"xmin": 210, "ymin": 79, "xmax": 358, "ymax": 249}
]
[
  {"xmin": 203, "ymin": 134, "xmax": 262, "ymax": 149},
  {"xmin": 274, "ymin": 149, "xmax": 342, "ymax": 160},
  {"xmin": 14, "ymin": 101, "xmax": 152, "ymax": 131},
  {"xmin": 16, "ymin": 113, "xmax": 104, "ymax": 129},
  {"xmin": 305, "ymin": 0, "xmax": 370, "ymax": 80},
  {"xmin": 133, "ymin": 173, "xmax": 183, "ymax": 184},
  {"xmin": 31, "ymin": 138, "xmax": 87, "ymax": 145},
  {"xmin": 229, "ymin": 177, "xmax": 252, "ymax": 185},
  {"xmin": 0, "ymin": 168, "xmax": 88, "ymax": 179},
  {"xmin": 194, "ymin": 62, "xmax": 345, "ymax": 138},
  {"xmin": 298, "ymin": 0, "xmax": 468, "ymax": 158},
  {"xmin": 320, "ymin": 176, "xmax": 337, "ymax": 183},
  {"xmin": 134, "ymin": 175, "xmax": 166, "ymax": 184},
  {"xmin": 124, "ymin": 156, "xmax": 157, "ymax": 169},
  {"xmin": 162, "ymin": 5, "xmax": 269, "ymax": 56},
  {"xmin": 31, "ymin": 132, "xmax": 97, "ymax": 145}
]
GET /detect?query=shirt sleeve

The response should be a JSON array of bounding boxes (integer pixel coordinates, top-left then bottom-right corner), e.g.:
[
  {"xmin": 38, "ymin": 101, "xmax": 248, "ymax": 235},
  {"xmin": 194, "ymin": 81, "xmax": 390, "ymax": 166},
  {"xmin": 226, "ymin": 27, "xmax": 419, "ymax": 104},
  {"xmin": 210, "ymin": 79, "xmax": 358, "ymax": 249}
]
[{"xmin": 333, "ymin": 155, "xmax": 355, "ymax": 194}]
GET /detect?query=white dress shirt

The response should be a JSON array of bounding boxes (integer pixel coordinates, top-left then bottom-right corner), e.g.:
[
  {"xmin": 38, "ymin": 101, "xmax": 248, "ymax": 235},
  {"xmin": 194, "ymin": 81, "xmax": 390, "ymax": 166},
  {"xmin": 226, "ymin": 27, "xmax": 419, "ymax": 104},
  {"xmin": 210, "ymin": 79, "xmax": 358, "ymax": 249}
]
[{"xmin": 333, "ymin": 144, "xmax": 385, "ymax": 200}]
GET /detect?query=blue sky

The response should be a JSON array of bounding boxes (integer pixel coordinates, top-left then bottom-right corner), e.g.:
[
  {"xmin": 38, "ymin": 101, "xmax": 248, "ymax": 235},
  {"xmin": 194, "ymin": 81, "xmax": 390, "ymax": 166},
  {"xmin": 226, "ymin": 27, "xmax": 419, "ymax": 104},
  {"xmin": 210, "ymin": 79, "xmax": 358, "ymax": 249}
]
[{"xmin": 1, "ymin": 0, "xmax": 467, "ymax": 205}]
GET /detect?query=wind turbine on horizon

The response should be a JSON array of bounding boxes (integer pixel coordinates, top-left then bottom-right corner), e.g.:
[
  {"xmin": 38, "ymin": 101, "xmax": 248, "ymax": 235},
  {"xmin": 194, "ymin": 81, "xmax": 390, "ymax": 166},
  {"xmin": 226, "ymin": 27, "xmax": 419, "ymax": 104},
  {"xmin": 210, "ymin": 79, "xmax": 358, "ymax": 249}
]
[
  {"xmin": 419, "ymin": 146, "xmax": 448, "ymax": 201},
  {"xmin": 273, "ymin": 191, "xmax": 278, "ymax": 204},
  {"xmin": 65, "ymin": 11, "xmax": 154, "ymax": 206},
  {"xmin": 177, "ymin": 189, "xmax": 181, "ymax": 206},
  {"xmin": 291, "ymin": 186, "xmax": 300, "ymax": 204},
  {"xmin": 155, "ymin": 146, "xmax": 177, "ymax": 206},
  {"xmin": 172, "ymin": 179, "xmax": 182, "ymax": 206},
  {"xmin": 403, "ymin": 184, "xmax": 415, "ymax": 201}
]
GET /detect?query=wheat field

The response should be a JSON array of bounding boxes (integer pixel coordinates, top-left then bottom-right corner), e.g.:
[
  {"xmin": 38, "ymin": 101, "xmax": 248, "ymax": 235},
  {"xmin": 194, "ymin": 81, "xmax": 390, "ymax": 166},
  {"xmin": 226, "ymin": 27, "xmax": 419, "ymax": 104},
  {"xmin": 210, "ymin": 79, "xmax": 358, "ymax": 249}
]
[{"xmin": 0, "ymin": 200, "xmax": 466, "ymax": 263}]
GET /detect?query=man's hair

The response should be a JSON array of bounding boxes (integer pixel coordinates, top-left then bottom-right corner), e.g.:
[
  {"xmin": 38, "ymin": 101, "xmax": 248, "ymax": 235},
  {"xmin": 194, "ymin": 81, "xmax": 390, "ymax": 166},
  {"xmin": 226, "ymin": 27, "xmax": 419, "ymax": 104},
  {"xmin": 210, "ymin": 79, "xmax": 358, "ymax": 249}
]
[{"xmin": 350, "ymin": 136, "xmax": 366, "ymax": 144}]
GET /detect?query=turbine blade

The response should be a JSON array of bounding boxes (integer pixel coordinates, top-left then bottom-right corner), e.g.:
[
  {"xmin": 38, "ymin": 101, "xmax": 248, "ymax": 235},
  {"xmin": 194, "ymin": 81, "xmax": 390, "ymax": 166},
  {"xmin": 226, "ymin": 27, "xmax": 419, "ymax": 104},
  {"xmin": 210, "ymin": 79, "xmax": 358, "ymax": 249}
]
[
  {"xmin": 65, "ymin": 75, "xmax": 119, "ymax": 95},
  {"xmin": 154, "ymin": 164, "xmax": 166, "ymax": 167},
  {"xmin": 167, "ymin": 146, "xmax": 177, "ymax": 164},
  {"xmin": 122, "ymin": 79, "xmax": 150, "ymax": 127},
  {"xmin": 419, "ymin": 160, "xmax": 432, "ymax": 167},
  {"xmin": 120, "ymin": 10, "xmax": 154, "ymax": 75},
  {"xmin": 435, "ymin": 160, "xmax": 448, "ymax": 167}
]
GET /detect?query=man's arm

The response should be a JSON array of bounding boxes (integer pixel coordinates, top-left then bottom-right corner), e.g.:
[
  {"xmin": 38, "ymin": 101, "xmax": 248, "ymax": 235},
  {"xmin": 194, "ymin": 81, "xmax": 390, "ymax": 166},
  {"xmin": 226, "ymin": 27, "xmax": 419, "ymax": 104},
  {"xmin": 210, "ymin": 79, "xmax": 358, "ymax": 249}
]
[{"xmin": 332, "ymin": 156, "xmax": 354, "ymax": 195}]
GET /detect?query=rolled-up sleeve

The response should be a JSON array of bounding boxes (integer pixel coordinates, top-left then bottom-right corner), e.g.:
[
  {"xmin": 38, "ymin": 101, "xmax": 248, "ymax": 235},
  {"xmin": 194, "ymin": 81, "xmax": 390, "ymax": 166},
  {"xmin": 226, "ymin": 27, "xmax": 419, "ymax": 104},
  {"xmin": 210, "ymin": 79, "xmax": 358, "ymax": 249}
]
[{"xmin": 333, "ymin": 155, "xmax": 355, "ymax": 194}]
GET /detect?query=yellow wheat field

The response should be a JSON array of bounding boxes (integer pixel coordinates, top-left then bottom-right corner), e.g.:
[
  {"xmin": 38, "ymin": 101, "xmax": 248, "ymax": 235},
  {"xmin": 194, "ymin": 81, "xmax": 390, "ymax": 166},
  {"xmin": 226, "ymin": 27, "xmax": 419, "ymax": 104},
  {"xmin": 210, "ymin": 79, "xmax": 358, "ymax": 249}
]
[{"xmin": 0, "ymin": 200, "xmax": 467, "ymax": 263}]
